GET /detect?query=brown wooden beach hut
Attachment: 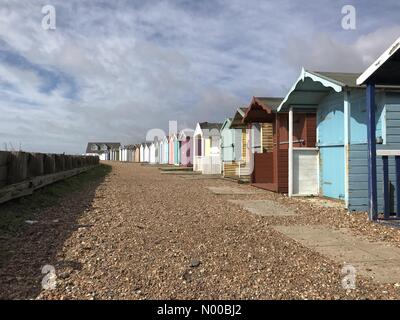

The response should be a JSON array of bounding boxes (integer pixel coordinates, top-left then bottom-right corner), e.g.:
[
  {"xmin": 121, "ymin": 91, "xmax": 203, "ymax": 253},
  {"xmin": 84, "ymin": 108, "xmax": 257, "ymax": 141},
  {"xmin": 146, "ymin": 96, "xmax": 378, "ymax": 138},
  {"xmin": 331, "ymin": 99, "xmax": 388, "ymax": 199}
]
[{"xmin": 242, "ymin": 97, "xmax": 316, "ymax": 194}]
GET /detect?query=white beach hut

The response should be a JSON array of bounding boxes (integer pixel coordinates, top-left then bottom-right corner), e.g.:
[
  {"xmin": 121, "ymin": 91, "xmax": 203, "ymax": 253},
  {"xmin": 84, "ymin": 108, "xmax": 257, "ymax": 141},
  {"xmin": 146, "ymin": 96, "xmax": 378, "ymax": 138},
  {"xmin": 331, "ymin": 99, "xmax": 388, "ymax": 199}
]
[{"xmin": 193, "ymin": 122, "xmax": 222, "ymax": 174}]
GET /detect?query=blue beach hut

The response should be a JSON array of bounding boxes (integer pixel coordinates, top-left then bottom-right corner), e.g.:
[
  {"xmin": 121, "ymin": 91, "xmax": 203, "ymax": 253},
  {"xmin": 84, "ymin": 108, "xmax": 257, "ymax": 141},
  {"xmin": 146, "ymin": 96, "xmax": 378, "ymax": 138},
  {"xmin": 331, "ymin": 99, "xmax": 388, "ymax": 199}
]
[
  {"xmin": 357, "ymin": 36, "xmax": 400, "ymax": 220},
  {"xmin": 278, "ymin": 68, "xmax": 400, "ymax": 212}
]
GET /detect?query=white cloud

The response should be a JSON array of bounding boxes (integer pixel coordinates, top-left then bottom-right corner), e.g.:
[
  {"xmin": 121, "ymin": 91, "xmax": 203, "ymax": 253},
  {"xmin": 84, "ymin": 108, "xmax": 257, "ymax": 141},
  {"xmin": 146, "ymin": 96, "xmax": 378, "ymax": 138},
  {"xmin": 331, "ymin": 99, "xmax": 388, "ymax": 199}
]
[
  {"xmin": 0, "ymin": 0, "xmax": 399, "ymax": 153},
  {"xmin": 283, "ymin": 26, "xmax": 400, "ymax": 73}
]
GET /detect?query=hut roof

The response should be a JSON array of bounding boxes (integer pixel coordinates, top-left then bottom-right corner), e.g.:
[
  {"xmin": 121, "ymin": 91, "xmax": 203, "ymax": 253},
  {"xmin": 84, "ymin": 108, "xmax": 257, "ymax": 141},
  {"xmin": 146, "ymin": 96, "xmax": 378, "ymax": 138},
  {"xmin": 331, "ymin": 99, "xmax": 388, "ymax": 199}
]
[
  {"xmin": 230, "ymin": 107, "xmax": 248, "ymax": 128},
  {"xmin": 243, "ymin": 97, "xmax": 283, "ymax": 123},
  {"xmin": 86, "ymin": 142, "xmax": 120, "ymax": 154},
  {"xmin": 278, "ymin": 68, "xmax": 361, "ymax": 112},
  {"xmin": 357, "ymin": 36, "xmax": 400, "ymax": 85},
  {"xmin": 199, "ymin": 122, "xmax": 222, "ymax": 131}
]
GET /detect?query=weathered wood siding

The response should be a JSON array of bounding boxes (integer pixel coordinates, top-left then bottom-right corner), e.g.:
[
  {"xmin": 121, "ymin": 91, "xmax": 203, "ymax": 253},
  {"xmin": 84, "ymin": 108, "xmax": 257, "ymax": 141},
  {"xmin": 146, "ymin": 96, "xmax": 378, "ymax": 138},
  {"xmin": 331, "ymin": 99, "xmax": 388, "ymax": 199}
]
[
  {"xmin": 349, "ymin": 90, "xmax": 384, "ymax": 144},
  {"xmin": 348, "ymin": 94, "xmax": 400, "ymax": 212}
]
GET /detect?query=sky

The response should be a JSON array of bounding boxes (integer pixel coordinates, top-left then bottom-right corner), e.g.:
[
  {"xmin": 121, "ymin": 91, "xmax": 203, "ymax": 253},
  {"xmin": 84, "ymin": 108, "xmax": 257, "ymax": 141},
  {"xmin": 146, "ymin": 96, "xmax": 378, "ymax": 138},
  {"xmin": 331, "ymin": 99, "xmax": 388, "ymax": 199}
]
[{"xmin": 0, "ymin": 0, "xmax": 399, "ymax": 154}]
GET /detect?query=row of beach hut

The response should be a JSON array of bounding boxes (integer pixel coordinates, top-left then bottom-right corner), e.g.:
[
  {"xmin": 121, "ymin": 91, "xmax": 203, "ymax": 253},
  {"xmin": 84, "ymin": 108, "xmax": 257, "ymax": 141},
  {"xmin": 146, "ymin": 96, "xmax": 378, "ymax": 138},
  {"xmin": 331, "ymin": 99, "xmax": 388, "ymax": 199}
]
[
  {"xmin": 105, "ymin": 38, "xmax": 400, "ymax": 218},
  {"xmin": 116, "ymin": 131, "xmax": 195, "ymax": 167}
]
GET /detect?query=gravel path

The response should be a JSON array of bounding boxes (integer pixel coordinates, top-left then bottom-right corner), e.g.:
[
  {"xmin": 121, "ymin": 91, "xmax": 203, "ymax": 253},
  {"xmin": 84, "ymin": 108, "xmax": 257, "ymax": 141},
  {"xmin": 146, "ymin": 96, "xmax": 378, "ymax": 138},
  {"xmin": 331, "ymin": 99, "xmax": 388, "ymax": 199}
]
[{"xmin": 3, "ymin": 162, "xmax": 400, "ymax": 299}]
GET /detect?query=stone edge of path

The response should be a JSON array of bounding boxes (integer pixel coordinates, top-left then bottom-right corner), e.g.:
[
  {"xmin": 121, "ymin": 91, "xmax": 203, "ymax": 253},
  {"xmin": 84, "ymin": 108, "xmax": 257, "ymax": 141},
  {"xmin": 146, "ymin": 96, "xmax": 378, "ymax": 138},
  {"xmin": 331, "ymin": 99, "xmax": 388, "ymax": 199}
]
[{"xmin": 272, "ymin": 225, "xmax": 400, "ymax": 284}]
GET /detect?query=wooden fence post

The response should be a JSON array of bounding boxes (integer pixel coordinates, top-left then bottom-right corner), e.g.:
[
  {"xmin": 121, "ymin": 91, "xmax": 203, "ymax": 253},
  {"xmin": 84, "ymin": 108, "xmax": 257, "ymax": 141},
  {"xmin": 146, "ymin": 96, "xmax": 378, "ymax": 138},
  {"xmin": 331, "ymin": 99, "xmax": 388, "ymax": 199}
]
[
  {"xmin": 7, "ymin": 152, "xmax": 28, "ymax": 184},
  {"xmin": 43, "ymin": 154, "xmax": 56, "ymax": 174},
  {"xmin": 54, "ymin": 154, "xmax": 65, "ymax": 172},
  {"xmin": 65, "ymin": 155, "xmax": 72, "ymax": 170},
  {"xmin": 27, "ymin": 153, "xmax": 44, "ymax": 178},
  {"xmin": 72, "ymin": 156, "xmax": 78, "ymax": 168},
  {"xmin": 0, "ymin": 151, "xmax": 9, "ymax": 188}
]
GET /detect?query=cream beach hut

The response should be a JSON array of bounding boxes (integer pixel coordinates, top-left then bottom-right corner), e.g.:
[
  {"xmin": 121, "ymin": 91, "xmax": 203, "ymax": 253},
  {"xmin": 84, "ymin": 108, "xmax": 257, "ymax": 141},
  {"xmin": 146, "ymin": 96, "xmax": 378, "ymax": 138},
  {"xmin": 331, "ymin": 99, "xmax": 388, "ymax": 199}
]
[{"xmin": 193, "ymin": 122, "xmax": 222, "ymax": 174}]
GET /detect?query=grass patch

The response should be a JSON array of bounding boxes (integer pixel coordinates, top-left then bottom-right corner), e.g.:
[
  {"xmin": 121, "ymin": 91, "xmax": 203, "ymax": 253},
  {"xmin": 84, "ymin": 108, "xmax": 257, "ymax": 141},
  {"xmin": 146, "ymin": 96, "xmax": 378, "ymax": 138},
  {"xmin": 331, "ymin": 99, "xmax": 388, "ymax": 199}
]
[{"xmin": 0, "ymin": 164, "xmax": 111, "ymax": 236}]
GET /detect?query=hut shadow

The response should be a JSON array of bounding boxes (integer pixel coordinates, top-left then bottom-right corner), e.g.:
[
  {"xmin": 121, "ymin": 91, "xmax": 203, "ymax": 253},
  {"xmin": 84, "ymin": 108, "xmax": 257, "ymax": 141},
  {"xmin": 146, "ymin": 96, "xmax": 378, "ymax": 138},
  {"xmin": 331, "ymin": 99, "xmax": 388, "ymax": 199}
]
[{"xmin": 0, "ymin": 164, "xmax": 112, "ymax": 299}]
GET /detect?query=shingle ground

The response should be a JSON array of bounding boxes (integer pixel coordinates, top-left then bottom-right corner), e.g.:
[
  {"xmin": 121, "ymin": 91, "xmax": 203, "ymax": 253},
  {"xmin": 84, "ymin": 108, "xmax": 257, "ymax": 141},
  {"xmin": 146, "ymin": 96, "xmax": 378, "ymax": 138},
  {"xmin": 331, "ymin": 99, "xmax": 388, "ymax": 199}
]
[{"xmin": 2, "ymin": 162, "xmax": 400, "ymax": 299}]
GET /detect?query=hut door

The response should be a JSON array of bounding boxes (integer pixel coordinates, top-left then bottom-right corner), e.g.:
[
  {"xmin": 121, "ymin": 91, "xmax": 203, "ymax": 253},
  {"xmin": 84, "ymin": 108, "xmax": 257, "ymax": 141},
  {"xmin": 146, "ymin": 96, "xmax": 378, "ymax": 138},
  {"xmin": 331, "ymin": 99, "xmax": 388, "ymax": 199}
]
[
  {"xmin": 293, "ymin": 148, "xmax": 318, "ymax": 195},
  {"xmin": 319, "ymin": 146, "xmax": 345, "ymax": 199},
  {"xmin": 196, "ymin": 137, "xmax": 202, "ymax": 156}
]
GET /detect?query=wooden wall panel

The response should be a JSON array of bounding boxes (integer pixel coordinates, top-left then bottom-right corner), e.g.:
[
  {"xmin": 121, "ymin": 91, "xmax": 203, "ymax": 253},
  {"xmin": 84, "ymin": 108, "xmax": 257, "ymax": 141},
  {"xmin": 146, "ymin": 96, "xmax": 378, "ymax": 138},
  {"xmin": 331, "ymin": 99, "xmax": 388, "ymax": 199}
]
[
  {"xmin": 223, "ymin": 162, "xmax": 239, "ymax": 178},
  {"xmin": 277, "ymin": 148, "xmax": 288, "ymax": 193},
  {"xmin": 253, "ymin": 152, "xmax": 274, "ymax": 183},
  {"xmin": 305, "ymin": 113, "xmax": 317, "ymax": 147},
  {"xmin": 242, "ymin": 129, "xmax": 247, "ymax": 161},
  {"xmin": 261, "ymin": 123, "xmax": 273, "ymax": 152}
]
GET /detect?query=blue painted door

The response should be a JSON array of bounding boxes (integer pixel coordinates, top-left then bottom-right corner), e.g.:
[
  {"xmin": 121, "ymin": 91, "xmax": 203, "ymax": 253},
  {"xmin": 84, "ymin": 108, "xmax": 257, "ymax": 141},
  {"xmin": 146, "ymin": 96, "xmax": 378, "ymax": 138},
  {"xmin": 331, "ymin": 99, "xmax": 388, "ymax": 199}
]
[{"xmin": 319, "ymin": 146, "xmax": 345, "ymax": 199}]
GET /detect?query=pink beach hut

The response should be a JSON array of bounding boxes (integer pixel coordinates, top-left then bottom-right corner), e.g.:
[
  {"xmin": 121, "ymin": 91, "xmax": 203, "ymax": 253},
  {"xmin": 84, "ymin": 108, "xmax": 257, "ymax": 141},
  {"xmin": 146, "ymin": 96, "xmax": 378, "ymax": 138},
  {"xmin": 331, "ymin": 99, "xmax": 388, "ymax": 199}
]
[
  {"xmin": 179, "ymin": 129, "xmax": 194, "ymax": 167},
  {"xmin": 168, "ymin": 135, "xmax": 175, "ymax": 165}
]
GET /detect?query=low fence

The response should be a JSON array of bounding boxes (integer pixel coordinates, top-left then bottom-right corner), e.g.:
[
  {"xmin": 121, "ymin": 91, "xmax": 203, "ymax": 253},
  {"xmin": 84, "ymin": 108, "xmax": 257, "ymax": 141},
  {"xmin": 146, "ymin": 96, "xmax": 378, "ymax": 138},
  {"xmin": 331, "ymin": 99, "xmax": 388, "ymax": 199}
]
[
  {"xmin": 223, "ymin": 161, "xmax": 251, "ymax": 180},
  {"xmin": 0, "ymin": 151, "xmax": 99, "ymax": 204},
  {"xmin": 202, "ymin": 155, "xmax": 222, "ymax": 175}
]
